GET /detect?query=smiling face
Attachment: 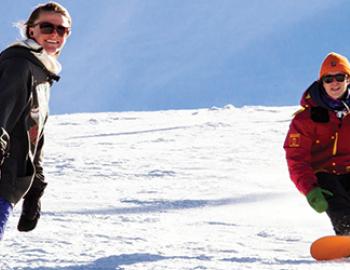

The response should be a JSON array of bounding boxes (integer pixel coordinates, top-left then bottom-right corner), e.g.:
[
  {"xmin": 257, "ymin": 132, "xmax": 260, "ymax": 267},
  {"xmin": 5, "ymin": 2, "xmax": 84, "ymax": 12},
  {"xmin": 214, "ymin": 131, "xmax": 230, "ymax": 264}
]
[
  {"xmin": 322, "ymin": 72, "xmax": 350, "ymax": 100},
  {"xmin": 28, "ymin": 11, "xmax": 70, "ymax": 56}
]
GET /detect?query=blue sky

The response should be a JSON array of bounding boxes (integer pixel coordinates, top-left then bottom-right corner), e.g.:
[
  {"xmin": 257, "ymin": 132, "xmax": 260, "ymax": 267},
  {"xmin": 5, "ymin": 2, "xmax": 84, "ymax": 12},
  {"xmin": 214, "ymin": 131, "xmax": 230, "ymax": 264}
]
[{"xmin": 0, "ymin": 0, "xmax": 348, "ymax": 114}]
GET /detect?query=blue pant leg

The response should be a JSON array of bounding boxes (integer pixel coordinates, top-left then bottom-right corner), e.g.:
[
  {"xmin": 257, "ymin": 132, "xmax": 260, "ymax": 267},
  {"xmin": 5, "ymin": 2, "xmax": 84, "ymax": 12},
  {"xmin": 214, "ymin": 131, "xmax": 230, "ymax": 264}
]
[{"xmin": 0, "ymin": 197, "xmax": 12, "ymax": 239}]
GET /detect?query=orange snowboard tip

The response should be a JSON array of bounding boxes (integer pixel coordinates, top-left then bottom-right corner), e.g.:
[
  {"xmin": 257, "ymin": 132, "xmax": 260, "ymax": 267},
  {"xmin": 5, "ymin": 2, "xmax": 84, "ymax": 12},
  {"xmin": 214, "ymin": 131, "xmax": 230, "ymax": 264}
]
[{"xmin": 310, "ymin": 235, "xmax": 350, "ymax": 260}]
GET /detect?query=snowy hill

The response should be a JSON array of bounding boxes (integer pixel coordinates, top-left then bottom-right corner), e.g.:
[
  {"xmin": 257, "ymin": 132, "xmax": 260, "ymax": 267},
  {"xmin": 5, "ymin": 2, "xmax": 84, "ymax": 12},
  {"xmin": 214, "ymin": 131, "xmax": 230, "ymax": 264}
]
[{"xmin": 0, "ymin": 106, "xmax": 345, "ymax": 269}]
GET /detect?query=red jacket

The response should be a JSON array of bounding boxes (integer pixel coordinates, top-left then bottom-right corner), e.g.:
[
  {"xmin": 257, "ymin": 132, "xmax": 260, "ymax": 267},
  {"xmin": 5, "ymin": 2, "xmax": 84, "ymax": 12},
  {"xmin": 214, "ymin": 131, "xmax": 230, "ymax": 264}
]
[{"xmin": 284, "ymin": 83, "xmax": 350, "ymax": 195}]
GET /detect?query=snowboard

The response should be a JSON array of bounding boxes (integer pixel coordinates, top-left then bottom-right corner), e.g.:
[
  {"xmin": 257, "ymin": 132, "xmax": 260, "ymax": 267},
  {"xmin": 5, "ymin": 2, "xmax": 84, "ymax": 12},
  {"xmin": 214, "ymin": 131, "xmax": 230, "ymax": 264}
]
[{"xmin": 310, "ymin": 235, "xmax": 350, "ymax": 260}]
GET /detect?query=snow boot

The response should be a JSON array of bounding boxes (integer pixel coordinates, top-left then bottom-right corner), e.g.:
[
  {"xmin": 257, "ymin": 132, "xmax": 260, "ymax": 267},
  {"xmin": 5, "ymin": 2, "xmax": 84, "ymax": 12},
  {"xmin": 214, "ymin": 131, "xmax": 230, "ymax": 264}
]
[
  {"xmin": 0, "ymin": 197, "xmax": 13, "ymax": 240},
  {"xmin": 17, "ymin": 182, "xmax": 47, "ymax": 232}
]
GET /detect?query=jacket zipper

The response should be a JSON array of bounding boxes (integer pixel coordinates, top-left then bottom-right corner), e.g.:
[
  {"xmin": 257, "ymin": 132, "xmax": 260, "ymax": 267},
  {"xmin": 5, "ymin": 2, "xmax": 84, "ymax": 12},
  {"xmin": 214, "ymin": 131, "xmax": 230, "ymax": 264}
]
[
  {"xmin": 332, "ymin": 115, "xmax": 345, "ymax": 156},
  {"xmin": 332, "ymin": 132, "xmax": 339, "ymax": 156}
]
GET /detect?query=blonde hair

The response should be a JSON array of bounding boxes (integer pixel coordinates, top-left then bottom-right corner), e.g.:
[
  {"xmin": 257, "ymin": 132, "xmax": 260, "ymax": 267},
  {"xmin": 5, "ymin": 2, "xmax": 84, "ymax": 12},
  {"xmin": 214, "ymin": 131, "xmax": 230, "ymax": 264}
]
[{"xmin": 20, "ymin": 2, "xmax": 72, "ymax": 38}]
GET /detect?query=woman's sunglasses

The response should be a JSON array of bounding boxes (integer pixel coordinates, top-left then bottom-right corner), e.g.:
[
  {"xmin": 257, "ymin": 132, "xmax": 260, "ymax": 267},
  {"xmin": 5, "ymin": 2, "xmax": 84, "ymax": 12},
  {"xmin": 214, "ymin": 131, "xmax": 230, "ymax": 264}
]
[
  {"xmin": 322, "ymin": 74, "xmax": 347, "ymax": 84},
  {"xmin": 33, "ymin": 22, "xmax": 70, "ymax": 37}
]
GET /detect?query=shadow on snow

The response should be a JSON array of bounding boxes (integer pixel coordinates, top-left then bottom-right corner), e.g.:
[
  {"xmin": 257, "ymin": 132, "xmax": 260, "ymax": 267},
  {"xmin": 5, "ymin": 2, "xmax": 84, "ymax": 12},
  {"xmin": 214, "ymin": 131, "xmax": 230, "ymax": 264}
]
[
  {"xmin": 15, "ymin": 253, "xmax": 317, "ymax": 270},
  {"xmin": 45, "ymin": 192, "xmax": 284, "ymax": 216},
  {"xmin": 17, "ymin": 253, "xmax": 211, "ymax": 270}
]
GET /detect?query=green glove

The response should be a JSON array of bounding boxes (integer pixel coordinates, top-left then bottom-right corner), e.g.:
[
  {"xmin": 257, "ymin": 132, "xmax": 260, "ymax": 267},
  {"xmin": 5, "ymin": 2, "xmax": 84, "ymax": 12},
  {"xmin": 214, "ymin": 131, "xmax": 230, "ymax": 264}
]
[{"xmin": 306, "ymin": 187, "xmax": 333, "ymax": 213}]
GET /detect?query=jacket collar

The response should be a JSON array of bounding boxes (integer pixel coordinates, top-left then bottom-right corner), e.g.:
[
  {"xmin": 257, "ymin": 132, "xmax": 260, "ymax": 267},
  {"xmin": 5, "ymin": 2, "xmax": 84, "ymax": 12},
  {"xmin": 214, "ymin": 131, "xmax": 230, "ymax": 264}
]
[{"xmin": 301, "ymin": 81, "xmax": 350, "ymax": 117}]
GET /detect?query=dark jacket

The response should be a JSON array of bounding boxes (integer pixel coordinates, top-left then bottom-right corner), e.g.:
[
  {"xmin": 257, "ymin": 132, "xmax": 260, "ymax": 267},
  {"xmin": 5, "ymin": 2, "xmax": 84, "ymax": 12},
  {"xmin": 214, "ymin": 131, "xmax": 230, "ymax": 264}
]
[
  {"xmin": 284, "ymin": 81, "xmax": 350, "ymax": 195},
  {"xmin": 0, "ymin": 45, "xmax": 59, "ymax": 204}
]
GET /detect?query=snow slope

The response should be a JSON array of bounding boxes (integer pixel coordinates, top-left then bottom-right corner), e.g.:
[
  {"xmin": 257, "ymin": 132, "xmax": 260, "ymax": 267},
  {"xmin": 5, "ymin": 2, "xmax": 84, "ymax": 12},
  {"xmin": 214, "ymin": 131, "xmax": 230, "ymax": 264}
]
[{"xmin": 0, "ymin": 105, "xmax": 346, "ymax": 269}]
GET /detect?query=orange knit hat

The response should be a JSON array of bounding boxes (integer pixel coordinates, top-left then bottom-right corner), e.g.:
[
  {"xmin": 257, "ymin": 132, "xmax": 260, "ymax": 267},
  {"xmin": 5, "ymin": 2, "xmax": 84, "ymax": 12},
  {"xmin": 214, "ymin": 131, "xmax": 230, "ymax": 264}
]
[{"xmin": 319, "ymin": 52, "xmax": 350, "ymax": 79}]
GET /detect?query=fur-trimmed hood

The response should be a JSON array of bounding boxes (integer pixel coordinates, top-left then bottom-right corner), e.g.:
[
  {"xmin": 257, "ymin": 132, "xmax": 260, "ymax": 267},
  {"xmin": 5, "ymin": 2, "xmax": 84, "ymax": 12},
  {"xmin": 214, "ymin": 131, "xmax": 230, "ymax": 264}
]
[{"xmin": 10, "ymin": 39, "xmax": 62, "ymax": 75}]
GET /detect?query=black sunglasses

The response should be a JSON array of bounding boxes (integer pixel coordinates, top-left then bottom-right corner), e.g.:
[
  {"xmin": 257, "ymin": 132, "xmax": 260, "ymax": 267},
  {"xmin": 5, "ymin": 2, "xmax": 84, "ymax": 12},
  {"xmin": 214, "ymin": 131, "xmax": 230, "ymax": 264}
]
[
  {"xmin": 322, "ymin": 74, "xmax": 347, "ymax": 84},
  {"xmin": 33, "ymin": 22, "xmax": 70, "ymax": 37}
]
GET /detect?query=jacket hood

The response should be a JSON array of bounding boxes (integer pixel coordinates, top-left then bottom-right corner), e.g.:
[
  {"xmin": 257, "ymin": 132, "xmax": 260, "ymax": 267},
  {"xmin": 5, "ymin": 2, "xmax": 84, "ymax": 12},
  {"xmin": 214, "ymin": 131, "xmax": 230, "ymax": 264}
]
[{"xmin": 300, "ymin": 80, "xmax": 350, "ymax": 114}]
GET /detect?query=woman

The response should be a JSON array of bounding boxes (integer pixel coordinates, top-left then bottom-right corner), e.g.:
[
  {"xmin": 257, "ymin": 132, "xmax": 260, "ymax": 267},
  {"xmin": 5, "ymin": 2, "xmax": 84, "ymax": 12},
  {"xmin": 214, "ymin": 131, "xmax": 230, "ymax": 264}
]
[
  {"xmin": 284, "ymin": 52, "xmax": 350, "ymax": 235},
  {"xmin": 0, "ymin": 2, "xmax": 71, "ymax": 239}
]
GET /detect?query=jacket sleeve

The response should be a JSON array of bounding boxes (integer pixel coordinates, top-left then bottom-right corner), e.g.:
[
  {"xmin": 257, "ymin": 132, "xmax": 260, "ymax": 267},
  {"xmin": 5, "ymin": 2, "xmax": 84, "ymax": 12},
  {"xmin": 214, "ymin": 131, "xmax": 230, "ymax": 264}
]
[
  {"xmin": 0, "ymin": 57, "xmax": 31, "ymax": 133},
  {"xmin": 283, "ymin": 111, "xmax": 318, "ymax": 195},
  {"xmin": 31, "ymin": 133, "xmax": 46, "ymax": 188}
]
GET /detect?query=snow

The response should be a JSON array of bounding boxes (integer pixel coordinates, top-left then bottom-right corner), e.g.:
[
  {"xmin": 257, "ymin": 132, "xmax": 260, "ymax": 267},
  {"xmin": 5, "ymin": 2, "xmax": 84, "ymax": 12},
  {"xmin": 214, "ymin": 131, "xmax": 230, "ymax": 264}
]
[{"xmin": 0, "ymin": 105, "xmax": 347, "ymax": 269}]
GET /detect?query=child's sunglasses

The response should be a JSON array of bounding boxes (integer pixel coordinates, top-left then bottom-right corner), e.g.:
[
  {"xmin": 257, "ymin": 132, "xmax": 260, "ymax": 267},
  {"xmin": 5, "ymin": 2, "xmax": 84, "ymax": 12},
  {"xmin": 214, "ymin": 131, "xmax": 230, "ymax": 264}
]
[
  {"xmin": 33, "ymin": 22, "xmax": 70, "ymax": 37},
  {"xmin": 322, "ymin": 74, "xmax": 347, "ymax": 84}
]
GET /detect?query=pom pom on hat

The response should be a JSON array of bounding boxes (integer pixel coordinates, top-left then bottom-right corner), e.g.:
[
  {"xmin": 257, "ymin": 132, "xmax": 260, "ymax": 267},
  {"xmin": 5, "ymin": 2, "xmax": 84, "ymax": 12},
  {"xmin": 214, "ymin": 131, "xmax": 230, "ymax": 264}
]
[{"xmin": 319, "ymin": 52, "xmax": 350, "ymax": 79}]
